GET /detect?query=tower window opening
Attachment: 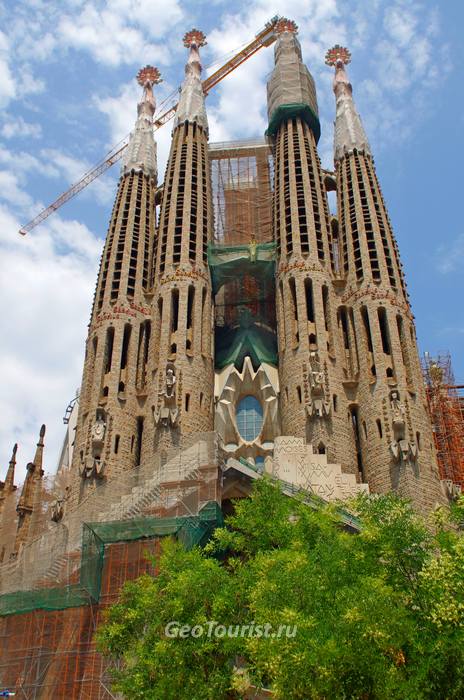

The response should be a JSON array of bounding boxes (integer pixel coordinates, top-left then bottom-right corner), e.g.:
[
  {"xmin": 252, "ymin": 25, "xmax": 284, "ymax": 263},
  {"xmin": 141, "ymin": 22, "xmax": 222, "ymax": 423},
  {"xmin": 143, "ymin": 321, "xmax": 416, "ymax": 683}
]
[
  {"xmin": 363, "ymin": 421, "xmax": 368, "ymax": 439},
  {"xmin": 199, "ymin": 392, "xmax": 203, "ymax": 408},
  {"xmin": 114, "ymin": 435, "xmax": 120, "ymax": 454},
  {"xmin": 185, "ymin": 393, "xmax": 190, "ymax": 412},
  {"xmin": 156, "ymin": 298, "xmax": 163, "ymax": 366},
  {"xmin": 187, "ymin": 286, "xmax": 195, "ymax": 330},
  {"xmin": 397, "ymin": 315, "xmax": 412, "ymax": 386},
  {"xmin": 289, "ymin": 277, "xmax": 299, "ymax": 345},
  {"xmin": 135, "ymin": 417, "xmax": 143, "ymax": 466},
  {"xmin": 350, "ymin": 406, "xmax": 365, "ymax": 480},
  {"xmin": 318, "ymin": 443, "xmax": 326, "ymax": 455},
  {"xmin": 201, "ymin": 287, "xmax": 208, "ymax": 355},
  {"xmin": 104, "ymin": 327, "xmax": 115, "ymax": 373},
  {"xmin": 376, "ymin": 419, "xmax": 383, "ymax": 438},
  {"xmin": 171, "ymin": 288, "xmax": 179, "ymax": 332},
  {"xmin": 361, "ymin": 306, "xmax": 374, "ymax": 353},
  {"xmin": 333, "ymin": 394, "xmax": 338, "ymax": 412},
  {"xmin": 120, "ymin": 324, "xmax": 132, "ymax": 371},
  {"xmin": 297, "ymin": 386, "xmax": 302, "ymax": 403},
  {"xmin": 338, "ymin": 307, "xmax": 350, "ymax": 350},
  {"xmin": 304, "ymin": 278, "xmax": 314, "ymax": 322},
  {"xmin": 377, "ymin": 307, "xmax": 391, "ymax": 355},
  {"xmin": 416, "ymin": 432, "xmax": 421, "ymax": 450}
]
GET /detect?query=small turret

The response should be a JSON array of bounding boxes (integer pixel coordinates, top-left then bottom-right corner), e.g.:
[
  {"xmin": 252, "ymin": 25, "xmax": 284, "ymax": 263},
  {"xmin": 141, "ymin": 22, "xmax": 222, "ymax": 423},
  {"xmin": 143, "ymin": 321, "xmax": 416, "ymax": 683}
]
[{"xmin": 15, "ymin": 425, "xmax": 45, "ymax": 552}]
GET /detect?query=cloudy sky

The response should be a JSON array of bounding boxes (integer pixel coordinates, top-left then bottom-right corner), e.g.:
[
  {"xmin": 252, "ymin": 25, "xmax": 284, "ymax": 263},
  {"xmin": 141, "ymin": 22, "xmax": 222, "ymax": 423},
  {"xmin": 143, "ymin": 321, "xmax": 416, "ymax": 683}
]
[{"xmin": 0, "ymin": 0, "xmax": 462, "ymax": 483}]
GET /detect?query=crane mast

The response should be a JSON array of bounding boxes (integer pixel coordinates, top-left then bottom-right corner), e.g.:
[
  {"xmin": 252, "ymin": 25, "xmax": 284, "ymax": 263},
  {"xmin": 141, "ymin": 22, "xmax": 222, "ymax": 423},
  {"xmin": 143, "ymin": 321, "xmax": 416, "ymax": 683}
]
[{"xmin": 19, "ymin": 17, "xmax": 280, "ymax": 236}]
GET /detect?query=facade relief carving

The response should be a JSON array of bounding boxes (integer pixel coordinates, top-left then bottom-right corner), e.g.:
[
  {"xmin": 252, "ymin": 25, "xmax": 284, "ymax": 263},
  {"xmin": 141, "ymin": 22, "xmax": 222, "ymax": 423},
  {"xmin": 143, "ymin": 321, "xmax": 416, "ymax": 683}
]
[
  {"xmin": 388, "ymin": 390, "xmax": 417, "ymax": 466},
  {"xmin": 79, "ymin": 409, "xmax": 106, "ymax": 479},
  {"xmin": 153, "ymin": 363, "xmax": 179, "ymax": 427},
  {"xmin": 306, "ymin": 351, "xmax": 331, "ymax": 418}
]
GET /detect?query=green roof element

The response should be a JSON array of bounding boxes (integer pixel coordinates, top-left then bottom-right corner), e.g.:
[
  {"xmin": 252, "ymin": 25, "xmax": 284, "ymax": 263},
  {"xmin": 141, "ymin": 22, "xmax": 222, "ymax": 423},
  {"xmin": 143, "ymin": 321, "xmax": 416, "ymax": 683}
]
[
  {"xmin": 215, "ymin": 309, "xmax": 277, "ymax": 370},
  {"xmin": 208, "ymin": 241, "xmax": 276, "ymax": 295},
  {"xmin": 267, "ymin": 103, "xmax": 321, "ymax": 142}
]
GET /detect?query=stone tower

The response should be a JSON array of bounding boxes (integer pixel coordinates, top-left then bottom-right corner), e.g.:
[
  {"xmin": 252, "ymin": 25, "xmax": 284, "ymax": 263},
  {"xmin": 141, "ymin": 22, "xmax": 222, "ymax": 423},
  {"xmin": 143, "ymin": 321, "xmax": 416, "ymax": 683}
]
[
  {"xmin": 70, "ymin": 66, "xmax": 160, "ymax": 499},
  {"xmin": 150, "ymin": 30, "xmax": 214, "ymax": 452},
  {"xmin": 326, "ymin": 46, "xmax": 444, "ymax": 509},
  {"xmin": 267, "ymin": 20, "xmax": 357, "ymax": 470}
]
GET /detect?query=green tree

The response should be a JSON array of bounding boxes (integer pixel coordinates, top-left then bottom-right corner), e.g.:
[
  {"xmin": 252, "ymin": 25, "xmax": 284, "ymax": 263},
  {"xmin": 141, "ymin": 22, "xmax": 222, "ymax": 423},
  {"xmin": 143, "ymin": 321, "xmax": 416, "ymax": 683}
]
[{"xmin": 97, "ymin": 480, "xmax": 464, "ymax": 699}]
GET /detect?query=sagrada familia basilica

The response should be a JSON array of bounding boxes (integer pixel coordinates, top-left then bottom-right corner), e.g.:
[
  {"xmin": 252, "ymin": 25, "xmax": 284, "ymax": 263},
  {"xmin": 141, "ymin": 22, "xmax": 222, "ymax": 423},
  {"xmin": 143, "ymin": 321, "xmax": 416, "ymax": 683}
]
[{"xmin": 0, "ymin": 17, "xmax": 460, "ymax": 697}]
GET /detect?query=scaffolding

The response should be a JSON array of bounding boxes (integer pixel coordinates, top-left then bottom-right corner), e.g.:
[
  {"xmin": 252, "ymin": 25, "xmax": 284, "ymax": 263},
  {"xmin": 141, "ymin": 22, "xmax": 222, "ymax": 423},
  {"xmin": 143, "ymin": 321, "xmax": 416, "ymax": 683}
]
[
  {"xmin": 209, "ymin": 138, "xmax": 274, "ymax": 246},
  {"xmin": 423, "ymin": 353, "xmax": 464, "ymax": 488}
]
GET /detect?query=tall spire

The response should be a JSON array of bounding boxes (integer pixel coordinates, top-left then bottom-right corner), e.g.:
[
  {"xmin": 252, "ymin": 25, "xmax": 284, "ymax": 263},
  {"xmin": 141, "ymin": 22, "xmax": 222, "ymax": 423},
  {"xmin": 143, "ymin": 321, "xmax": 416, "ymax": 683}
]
[
  {"xmin": 121, "ymin": 65, "xmax": 161, "ymax": 180},
  {"xmin": 267, "ymin": 18, "xmax": 320, "ymax": 142},
  {"xmin": 325, "ymin": 45, "xmax": 371, "ymax": 161},
  {"xmin": 174, "ymin": 29, "xmax": 208, "ymax": 134},
  {"xmin": 3, "ymin": 443, "xmax": 17, "ymax": 493}
]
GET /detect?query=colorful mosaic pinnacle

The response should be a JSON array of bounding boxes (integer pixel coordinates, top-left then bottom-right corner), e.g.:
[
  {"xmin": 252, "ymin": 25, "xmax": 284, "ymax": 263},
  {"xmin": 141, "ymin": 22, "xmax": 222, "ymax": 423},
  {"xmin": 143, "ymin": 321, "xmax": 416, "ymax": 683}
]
[
  {"xmin": 325, "ymin": 44, "xmax": 351, "ymax": 66},
  {"xmin": 136, "ymin": 65, "xmax": 162, "ymax": 87},
  {"xmin": 183, "ymin": 29, "xmax": 207, "ymax": 48},
  {"xmin": 275, "ymin": 17, "xmax": 298, "ymax": 34}
]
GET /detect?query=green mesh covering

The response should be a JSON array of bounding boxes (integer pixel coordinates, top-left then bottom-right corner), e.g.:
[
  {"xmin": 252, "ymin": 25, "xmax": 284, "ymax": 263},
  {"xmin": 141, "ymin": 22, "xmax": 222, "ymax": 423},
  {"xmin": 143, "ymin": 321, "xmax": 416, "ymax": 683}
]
[
  {"xmin": 266, "ymin": 103, "xmax": 321, "ymax": 143},
  {"xmin": 208, "ymin": 241, "xmax": 276, "ymax": 294},
  {"xmin": 0, "ymin": 502, "xmax": 223, "ymax": 617},
  {"xmin": 209, "ymin": 242, "xmax": 278, "ymax": 370}
]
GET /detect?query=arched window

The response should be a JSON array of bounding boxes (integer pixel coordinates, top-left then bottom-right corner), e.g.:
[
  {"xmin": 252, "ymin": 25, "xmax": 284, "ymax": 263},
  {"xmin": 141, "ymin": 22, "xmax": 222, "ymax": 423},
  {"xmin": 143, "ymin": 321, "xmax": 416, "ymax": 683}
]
[{"xmin": 236, "ymin": 396, "xmax": 263, "ymax": 442}]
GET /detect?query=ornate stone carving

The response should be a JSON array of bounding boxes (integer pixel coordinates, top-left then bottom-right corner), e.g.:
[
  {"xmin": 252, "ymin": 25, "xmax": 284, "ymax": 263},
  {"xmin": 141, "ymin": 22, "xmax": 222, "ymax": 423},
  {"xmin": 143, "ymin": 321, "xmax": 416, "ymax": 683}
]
[
  {"xmin": 153, "ymin": 363, "xmax": 179, "ymax": 427},
  {"xmin": 50, "ymin": 486, "xmax": 70, "ymax": 523},
  {"xmin": 80, "ymin": 409, "xmax": 106, "ymax": 479},
  {"xmin": 306, "ymin": 351, "xmax": 331, "ymax": 418},
  {"xmin": 388, "ymin": 390, "xmax": 417, "ymax": 466}
]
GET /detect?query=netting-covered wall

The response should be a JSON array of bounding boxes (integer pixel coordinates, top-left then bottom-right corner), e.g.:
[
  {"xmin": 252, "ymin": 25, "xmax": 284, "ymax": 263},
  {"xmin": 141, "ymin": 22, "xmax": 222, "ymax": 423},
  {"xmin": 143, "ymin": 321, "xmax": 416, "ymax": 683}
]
[
  {"xmin": 0, "ymin": 434, "xmax": 219, "ymax": 601},
  {"xmin": 209, "ymin": 139, "xmax": 273, "ymax": 246}
]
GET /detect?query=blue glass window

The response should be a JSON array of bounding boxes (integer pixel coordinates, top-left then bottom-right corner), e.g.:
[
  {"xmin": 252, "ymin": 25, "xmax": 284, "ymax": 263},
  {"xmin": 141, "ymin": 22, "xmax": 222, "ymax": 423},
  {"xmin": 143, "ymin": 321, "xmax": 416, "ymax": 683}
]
[{"xmin": 236, "ymin": 396, "xmax": 263, "ymax": 442}]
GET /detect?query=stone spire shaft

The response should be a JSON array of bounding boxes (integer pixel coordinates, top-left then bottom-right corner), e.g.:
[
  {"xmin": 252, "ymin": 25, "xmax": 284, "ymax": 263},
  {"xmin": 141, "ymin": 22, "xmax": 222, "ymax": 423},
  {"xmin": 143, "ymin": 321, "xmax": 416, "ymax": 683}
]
[
  {"xmin": 174, "ymin": 29, "xmax": 208, "ymax": 134},
  {"xmin": 327, "ymin": 46, "xmax": 444, "ymax": 510},
  {"xmin": 122, "ymin": 65, "xmax": 161, "ymax": 180},
  {"xmin": 69, "ymin": 69, "xmax": 161, "ymax": 504},
  {"xmin": 326, "ymin": 46, "xmax": 371, "ymax": 161},
  {"xmin": 268, "ymin": 21, "xmax": 357, "ymax": 470},
  {"xmin": 150, "ymin": 29, "xmax": 214, "ymax": 454}
]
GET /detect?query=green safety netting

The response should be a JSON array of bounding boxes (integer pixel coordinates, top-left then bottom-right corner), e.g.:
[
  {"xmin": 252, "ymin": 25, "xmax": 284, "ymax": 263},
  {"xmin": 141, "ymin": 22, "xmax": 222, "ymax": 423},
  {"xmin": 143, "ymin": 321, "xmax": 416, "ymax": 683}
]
[
  {"xmin": 209, "ymin": 242, "xmax": 278, "ymax": 370},
  {"xmin": 208, "ymin": 241, "xmax": 276, "ymax": 294},
  {"xmin": 0, "ymin": 501, "xmax": 223, "ymax": 617},
  {"xmin": 266, "ymin": 103, "xmax": 321, "ymax": 143}
]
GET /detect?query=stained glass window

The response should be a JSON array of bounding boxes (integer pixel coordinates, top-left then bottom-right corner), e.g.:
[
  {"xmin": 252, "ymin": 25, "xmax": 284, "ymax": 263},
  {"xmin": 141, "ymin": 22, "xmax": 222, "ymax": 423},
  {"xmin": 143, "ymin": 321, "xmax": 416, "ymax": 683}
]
[{"xmin": 236, "ymin": 395, "xmax": 263, "ymax": 442}]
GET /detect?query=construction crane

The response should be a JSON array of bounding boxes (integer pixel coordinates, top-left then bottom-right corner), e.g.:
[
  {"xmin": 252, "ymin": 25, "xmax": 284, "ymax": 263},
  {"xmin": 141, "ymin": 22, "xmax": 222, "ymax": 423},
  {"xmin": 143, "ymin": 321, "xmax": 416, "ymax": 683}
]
[{"xmin": 19, "ymin": 16, "xmax": 280, "ymax": 236}]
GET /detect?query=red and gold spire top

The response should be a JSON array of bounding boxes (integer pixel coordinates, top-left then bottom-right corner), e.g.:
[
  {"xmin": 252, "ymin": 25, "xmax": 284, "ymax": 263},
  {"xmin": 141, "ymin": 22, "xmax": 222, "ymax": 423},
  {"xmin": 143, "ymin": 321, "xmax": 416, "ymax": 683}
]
[
  {"xmin": 325, "ymin": 45, "xmax": 371, "ymax": 161},
  {"xmin": 122, "ymin": 65, "xmax": 161, "ymax": 180},
  {"xmin": 275, "ymin": 17, "xmax": 298, "ymax": 35},
  {"xmin": 174, "ymin": 28, "xmax": 208, "ymax": 134}
]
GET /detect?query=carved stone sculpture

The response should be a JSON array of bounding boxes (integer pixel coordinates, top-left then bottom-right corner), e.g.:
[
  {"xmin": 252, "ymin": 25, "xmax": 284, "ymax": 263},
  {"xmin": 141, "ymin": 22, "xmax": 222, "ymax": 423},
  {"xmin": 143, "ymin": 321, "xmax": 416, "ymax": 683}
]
[
  {"xmin": 388, "ymin": 390, "xmax": 417, "ymax": 466},
  {"xmin": 307, "ymin": 351, "xmax": 331, "ymax": 418},
  {"xmin": 80, "ymin": 409, "xmax": 106, "ymax": 478},
  {"xmin": 154, "ymin": 363, "xmax": 179, "ymax": 427}
]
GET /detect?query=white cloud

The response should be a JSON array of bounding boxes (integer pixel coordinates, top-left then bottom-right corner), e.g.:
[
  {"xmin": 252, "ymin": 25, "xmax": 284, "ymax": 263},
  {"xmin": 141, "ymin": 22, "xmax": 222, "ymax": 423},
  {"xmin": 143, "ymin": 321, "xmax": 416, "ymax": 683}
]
[
  {"xmin": 0, "ymin": 203, "xmax": 101, "ymax": 483},
  {"xmin": 1, "ymin": 116, "xmax": 42, "ymax": 140},
  {"xmin": 0, "ymin": 171, "xmax": 34, "ymax": 209}
]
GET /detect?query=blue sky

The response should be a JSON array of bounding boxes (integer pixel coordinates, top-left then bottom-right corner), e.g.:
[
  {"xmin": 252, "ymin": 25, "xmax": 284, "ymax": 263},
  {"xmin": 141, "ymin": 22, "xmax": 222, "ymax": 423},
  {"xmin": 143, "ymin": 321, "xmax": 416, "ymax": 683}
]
[{"xmin": 0, "ymin": 0, "xmax": 462, "ymax": 482}]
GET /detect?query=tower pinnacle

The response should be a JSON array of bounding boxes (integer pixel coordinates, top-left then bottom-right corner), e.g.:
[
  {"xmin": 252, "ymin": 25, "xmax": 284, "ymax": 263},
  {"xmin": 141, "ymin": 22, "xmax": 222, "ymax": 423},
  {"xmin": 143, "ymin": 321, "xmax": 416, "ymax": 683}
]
[
  {"xmin": 325, "ymin": 45, "xmax": 371, "ymax": 161},
  {"xmin": 174, "ymin": 29, "xmax": 208, "ymax": 134},
  {"xmin": 121, "ymin": 65, "xmax": 161, "ymax": 180},
  {"xmin": 3, "ymin": 443, "xmax": 18, "ymax": 492}
]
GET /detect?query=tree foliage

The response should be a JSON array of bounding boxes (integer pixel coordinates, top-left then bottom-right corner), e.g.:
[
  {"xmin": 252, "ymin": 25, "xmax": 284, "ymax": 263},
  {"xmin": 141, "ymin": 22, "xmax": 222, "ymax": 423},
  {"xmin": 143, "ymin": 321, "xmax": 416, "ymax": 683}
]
[{"xmin": 97, "ymin": 481, "xmax": 464, "ymax": 699}]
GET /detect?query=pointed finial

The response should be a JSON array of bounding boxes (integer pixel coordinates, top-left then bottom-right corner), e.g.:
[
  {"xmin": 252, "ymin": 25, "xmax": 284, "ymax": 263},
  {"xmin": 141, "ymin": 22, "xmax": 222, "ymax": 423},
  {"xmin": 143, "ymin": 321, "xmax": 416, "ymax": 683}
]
[
  {"xmin": 32, "ymin": 424, "xmax": 46, "ymax": 474},
  {"xmin": 325, "ymin": 45, "xmax": 351, "ymax": 67},
  {"xmin": 275, "ymin": 18, "xmax": 298, "ymax": 35},
  {"xmin": 183, "ymin": 29, "xmax": 207, "ymax": 48},
  {"xmin": 2, "ymin": 443, "xmax": 18, "ymax": 492},
  {"xmin": 39, "ymin": 424, "xmax": 46, "ymax": 443}
]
